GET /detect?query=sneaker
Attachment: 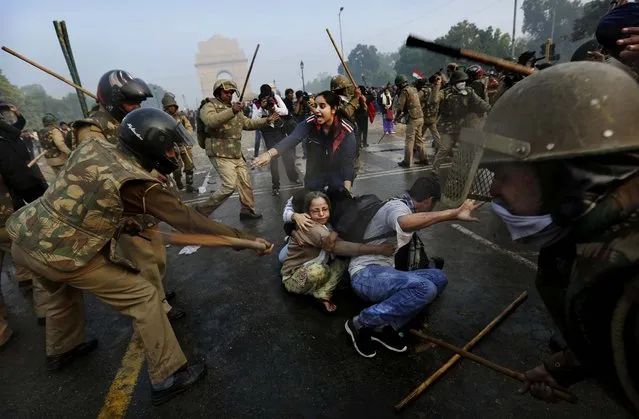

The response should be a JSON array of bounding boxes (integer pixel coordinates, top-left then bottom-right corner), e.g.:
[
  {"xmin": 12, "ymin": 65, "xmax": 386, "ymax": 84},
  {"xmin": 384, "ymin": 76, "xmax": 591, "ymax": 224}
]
[
  {"xmin": 370, "ymin": 326, "xmax": 408, "ymax": 353},
  {"xmin": 397, "ymin": 161, "xmax": 410, "ymax": 168},
  {"xmin": 272, "ymin": 187, "xmax": 280, "ymax": 196},
  {"xmin": 344, "ymin": 319, "xmax": 376, "ymax": 358}
]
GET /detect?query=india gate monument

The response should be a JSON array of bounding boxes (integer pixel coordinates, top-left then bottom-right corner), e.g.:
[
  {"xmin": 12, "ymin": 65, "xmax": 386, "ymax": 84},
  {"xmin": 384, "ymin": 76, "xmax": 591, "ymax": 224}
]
[{"xmin": 195, "ymin": 35, "xmax": 253, "ymax": 100}]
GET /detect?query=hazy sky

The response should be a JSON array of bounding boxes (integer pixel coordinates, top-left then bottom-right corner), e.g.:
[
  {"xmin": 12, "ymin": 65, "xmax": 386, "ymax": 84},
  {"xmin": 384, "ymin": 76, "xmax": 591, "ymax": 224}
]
[{"xmin": 1, "ymin": 0, "xmax": 523, "ymax": 108}]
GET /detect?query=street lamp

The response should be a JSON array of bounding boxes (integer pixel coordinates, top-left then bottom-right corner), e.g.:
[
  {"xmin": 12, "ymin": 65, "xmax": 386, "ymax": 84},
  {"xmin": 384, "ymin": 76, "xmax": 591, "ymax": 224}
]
[
  {"xmin": 338, "ymin": 7, "xmax": 344, "ymax": 57},
  {"xmin": 300, "ymin": 61, "xmax": 305, "ymax": 92}
]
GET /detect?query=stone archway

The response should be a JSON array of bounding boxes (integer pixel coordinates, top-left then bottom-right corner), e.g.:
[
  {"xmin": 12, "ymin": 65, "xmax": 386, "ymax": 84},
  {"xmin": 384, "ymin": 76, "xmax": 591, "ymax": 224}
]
[{"xmin": 195, "ymin": 35, "xmax": 252, "ymax": 99}]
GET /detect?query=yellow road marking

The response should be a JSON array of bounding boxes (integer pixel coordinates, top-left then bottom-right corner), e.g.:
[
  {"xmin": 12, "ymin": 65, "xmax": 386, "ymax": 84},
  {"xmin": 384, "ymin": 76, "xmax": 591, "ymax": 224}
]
[{"xmin": 97, "ymin": 333, "xmax": 145, "ymax": 419}]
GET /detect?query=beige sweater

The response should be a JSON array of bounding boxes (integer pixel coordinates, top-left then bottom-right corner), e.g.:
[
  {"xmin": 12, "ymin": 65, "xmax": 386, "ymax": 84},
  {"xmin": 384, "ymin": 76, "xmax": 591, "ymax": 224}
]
[{"xmin": 281, "ymin": 221, "xmax": 378, "ymax": 279}]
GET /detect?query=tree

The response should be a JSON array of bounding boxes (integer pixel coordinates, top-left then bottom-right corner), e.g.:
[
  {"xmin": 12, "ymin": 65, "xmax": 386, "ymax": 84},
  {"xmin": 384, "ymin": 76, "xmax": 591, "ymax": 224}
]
[
  {"xmin": 521, "ymin": 0, "xmax": 581, "ymax": 49},
  {"xmin": 394, "ymin": 20, "xmax": 523, "ymax": 80},
  {"xmin": 571, "ymin": 0, "xmax": 610, "ymax": 41},
  {"xmin": 305, "ymin": 72, "xmax": 332, "ymax": 94},
  {"xmin": 337, "ymin": 44, "xmax": 382, "ymax": 86}
]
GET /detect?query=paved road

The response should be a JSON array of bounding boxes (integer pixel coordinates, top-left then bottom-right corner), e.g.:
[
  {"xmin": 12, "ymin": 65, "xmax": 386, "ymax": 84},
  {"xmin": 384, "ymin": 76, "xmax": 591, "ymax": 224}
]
[{"xmin": 1, "ymin": 119, "xmax": 631, "ymax": 418}]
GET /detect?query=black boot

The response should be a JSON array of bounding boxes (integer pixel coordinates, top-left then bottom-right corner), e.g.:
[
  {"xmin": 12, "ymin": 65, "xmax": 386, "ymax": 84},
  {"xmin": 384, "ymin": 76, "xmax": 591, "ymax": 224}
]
[
  {"xmin": 46, "ymin": 339, "xmax": 98, "ymax": 371},
  {"xmin": 239, "ymin": 210, "xmax": 263, "ymax": 220},
  {"xmin": 151, "ymin": 363, "xmax": 207, "ymax": 406}
]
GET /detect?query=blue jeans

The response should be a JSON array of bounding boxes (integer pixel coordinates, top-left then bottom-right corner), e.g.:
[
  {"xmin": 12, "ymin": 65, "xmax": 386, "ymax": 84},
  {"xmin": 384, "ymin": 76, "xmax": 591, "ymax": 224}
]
[
  {"xmin": 351, "ymin": 265, "xmax": 448, "ymax": 330},
  {"xmin": 278, "ymin": 243, "xmax": 288, "ymax": 264}
]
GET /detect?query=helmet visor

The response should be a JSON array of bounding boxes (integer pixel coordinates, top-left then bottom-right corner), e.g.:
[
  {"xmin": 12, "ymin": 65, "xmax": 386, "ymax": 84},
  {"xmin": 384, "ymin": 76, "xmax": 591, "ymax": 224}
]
[
  {"xmin": 174, "ymin": 123, "xmax": 195, "ymax": 147},
  {"xmin": 441, "ymin": 128, "xmax": 531, "ymax": 208}
]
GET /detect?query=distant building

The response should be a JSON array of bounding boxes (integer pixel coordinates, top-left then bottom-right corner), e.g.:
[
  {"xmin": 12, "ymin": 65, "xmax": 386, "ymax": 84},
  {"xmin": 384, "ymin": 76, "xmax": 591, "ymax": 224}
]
[{"xmin": 195, "ymin": 35, "xmax": 253, "ymax": 100}]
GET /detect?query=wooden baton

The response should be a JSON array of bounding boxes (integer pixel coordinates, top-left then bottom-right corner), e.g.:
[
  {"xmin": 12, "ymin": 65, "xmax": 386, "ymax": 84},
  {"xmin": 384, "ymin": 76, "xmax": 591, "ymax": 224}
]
[
  {"xmin": 410, "ymin": 330, "xmax": 578, "ymax": 404},
  {"xmin": 325, "ymin": 28, "xmax": 358, "ymax": 89},
  {"xmin": 161, "ymin": 231, "xmax": 269, "ymax": 251},
  {"xmin": 239, "ymin": 44, "xmax": 260, "ymax": 102},
  {"xmin": 2, "ymin": 46, "xmax": 98, "ymax": 100},
  {"xmin": 395, "ymin": 291, "xmax": 528, "ymax": 411},
  {"xmin": 27, "ymin": 151, "xmax": 47, "ymax": 168}
]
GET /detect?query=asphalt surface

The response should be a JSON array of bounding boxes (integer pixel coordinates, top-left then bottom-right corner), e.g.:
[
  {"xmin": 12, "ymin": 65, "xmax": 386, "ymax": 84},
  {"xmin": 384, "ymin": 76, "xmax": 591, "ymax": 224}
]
[{"xmin": 0, "ymin": 119, "xmax": 633, "ymax": 418}]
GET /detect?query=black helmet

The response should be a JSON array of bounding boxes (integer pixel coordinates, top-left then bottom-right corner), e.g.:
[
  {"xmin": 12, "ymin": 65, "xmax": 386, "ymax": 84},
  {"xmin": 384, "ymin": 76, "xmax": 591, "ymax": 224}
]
[
  {"xmin": 449, "ymin": 70, "xmax": 469, "ymax": 84},
  {"xmin": 119, "ymin": 108, "xmax": 194, "ymax": 175},
  {"xmin": 97, "ymin": 70, "xmax": 152, "ymax": 122}
]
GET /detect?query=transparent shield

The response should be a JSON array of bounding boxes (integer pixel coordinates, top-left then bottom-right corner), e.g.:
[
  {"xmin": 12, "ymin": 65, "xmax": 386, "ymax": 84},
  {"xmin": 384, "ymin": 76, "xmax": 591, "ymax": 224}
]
[{"xmin": 441, "ymin": 138, "xmax": 492, "ymax": 208}]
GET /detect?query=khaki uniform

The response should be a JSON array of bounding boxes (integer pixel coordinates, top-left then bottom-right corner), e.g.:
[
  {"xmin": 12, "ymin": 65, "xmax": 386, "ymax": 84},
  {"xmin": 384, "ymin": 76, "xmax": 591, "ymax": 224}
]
[
  {"xmin": 74, "ymin": 109, "xmax": 173, "ymax": 311},
  {"xmin": 169, "ymin": 112, "xmax": 195, "ymax": 191},
  {"xmin": 432, "ymin": 86, "xmax": 490, "ymax": 172},
  {"xmin": 418, "ymin": 84, "xmax": 442, "ymax": 153},
  {"xmin": 396, "ymin": 85, "xmax": 426, "ymax": 166},
  {"xmin": 195, "ymin": 97, "xmax": 268, "ymax": 216},
  {"xmin": 38, "ymin": 125, "xmax": 71, "ymax": 174},
  {"xmin": 0, "ymin": 175, "xmax": 49, "ymax": 343},
  {"xmin": 8, "ymin": 139, "xmax": 176, "ymax": 383}
]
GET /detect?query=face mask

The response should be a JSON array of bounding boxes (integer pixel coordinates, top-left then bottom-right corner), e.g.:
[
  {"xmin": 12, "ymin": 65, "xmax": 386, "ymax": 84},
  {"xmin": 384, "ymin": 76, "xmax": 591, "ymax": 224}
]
[
  {"xmin": 491, "ymin": 201, "xmax": 566, "ymax": 247},
  {"xmin": 454, "ymin": 82, "xmax": 466, "ymax": 91}
]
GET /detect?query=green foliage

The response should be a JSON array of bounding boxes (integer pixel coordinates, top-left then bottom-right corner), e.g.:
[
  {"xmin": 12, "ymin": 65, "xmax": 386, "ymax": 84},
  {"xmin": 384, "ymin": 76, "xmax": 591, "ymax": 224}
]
[
  {"xmin": 571, "ymin": 0, "xmax": 610, "ymax": 41},
  {"xmin": 0, "ymin": 69, "xmax": 85, "ymax": 130},
  {"xmin": 304, "ymin": 72, "xmax": 332, "ymax": 94},
  {"xmin": 394, "ymin": 20, "xmax": 524, "ymax": 80}
]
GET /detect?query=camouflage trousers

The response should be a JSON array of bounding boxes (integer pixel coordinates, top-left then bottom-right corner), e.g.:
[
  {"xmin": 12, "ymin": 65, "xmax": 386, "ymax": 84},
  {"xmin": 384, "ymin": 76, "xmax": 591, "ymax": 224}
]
[
  {"xmin": 282, "ymin": 259, "xmax": 347, "ymax": 302},
  {"xmin": 196, "ymin": 156, "xmax": 256, "ymax": 217},
  {"xmin": 172, "ymin": 146, "xmax": 195, "ymax": 191},
  {"xmin": 11, "ymin": 243, "xmax": 187, "ymax": 384},
  {"xmin": 421, "ymin": 119, "xmax": 441, "ymax": 152},
  {"xmin": 432, "ymin": 132, "xmax": 459, "ymax": 173},
  {"xmin": 404, "ymin": 118, "xmax": 427, "ymax": 166}
]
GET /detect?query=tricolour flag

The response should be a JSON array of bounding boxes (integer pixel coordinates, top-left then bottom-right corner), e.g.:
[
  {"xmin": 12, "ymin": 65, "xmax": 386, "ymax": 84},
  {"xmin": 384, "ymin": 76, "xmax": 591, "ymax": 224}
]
[{"xmin": 412, "ymin": 70, "xmax": 424, "ymax": 79}]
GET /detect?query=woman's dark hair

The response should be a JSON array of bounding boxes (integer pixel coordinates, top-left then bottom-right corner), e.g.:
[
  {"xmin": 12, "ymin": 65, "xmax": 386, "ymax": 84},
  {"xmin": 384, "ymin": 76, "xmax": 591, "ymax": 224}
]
[
  {"xmin": 291, "ymin": 188, "xmax": 310, "ymax": 213},
  {"xmin": 315, "ymin": 90, "xmax": 339, "ymax": 109},
  {"xmin": 303, "ymin": 191, "xmax": 331, "ymax": 214},
  {"xmin": 285, "ymin": 88, "xmax": 294, "ymax": 95}
]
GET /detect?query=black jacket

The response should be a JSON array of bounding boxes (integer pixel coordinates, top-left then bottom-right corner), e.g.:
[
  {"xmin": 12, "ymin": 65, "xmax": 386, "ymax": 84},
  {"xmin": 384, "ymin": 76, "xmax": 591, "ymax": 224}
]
[{"xmin": 0, "ymin": 116, "xmax": 48, "ymax": 209}]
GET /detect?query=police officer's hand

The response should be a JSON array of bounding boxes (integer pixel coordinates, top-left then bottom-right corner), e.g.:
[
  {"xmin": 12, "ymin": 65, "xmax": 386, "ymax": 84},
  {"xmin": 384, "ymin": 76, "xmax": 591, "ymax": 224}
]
[
  {"xmin": 266, "ymin": 112, "xmax": 280, "ymax": 123},
  {"xmin": 455, "ymin": 199, "xmax": 480, "ymax": 222},
  {"xmin": 518, "ymin": 364, "xmax": 568, "ymax": 403},
  {"xmin": 8, "ymin": 105, "xmax": 20, "ymax": 115},
  {"xmin": 231, "ymin": 102, "xmax": 243, "ymax": 114},
  {"xmin": 292, "ymin": 213, "xmax": 313, "ymax": 232},
  {"xmin": 354, "ymin": 87, "xmax": 362, "ymax": 100},
  {"xmin": 254, "ymin": 238, "xmax": 274, "ymax": 255}
]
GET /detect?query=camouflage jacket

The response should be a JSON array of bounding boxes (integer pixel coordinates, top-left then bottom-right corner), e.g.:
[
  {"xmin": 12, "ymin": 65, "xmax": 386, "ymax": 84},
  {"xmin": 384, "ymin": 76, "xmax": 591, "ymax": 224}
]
[
  {"xmin": 38, "ymin": 125, "xmax": 71, "ymax": 166},
  {"xmin": 438, "ymin": 86, "xmax": 491, "ymax": 134},
  {"xmin": 6, "ymin": 138, "xmax": 158, "ymax": 272},
  {"xmin": 172, "ymin": 111, "xmax": 194, "ymax": 136},
  {"xmin": 469, "ymin": 79, "xmax": 487, "ymax": 101},
  {"xmin": 396, "ymin": 86, "xmax": 423, "ymax": 120},
  {"xmin": 200, "ymin": 97, "xmax": 268, "ymax": 159},
  {"xmin": 418, "ymin": 84, "xmax": 441, "ymax": 121},
  {"xmin": 337, "ymin": 95, "xmax": 360, "ymax": 124},
  {"xmin": 0, "ymin": 175, "xmax": 13, "ymax": 228},
  {"xmin": 73, "ymin": 106, "xmax": 120, "ymax": 147}
]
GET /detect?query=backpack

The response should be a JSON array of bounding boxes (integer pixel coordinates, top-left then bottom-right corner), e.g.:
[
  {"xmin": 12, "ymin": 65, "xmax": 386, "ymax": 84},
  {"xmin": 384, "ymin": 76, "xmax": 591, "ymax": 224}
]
[
  {"xmin": 331, "ymin": 192, "xmax": 434, "ymax": 271},
  {"xmin": 196, "ymin": 98, "xmax": 211, "ymax": 149}
]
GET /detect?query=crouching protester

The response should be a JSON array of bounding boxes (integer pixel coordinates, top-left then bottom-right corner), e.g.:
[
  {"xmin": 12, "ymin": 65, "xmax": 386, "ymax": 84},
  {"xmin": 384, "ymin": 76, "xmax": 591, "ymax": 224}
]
[
  {"xmin": 344, "ymin": 176, "xmax": 480, "ymax": 358},
  {"xmin": 6, "ymin": 108, "xmax": 273, "ymax": 405},
  {"xmin": 448, "ymin": 62, "xmax": 639, "ymax": 414},
  {"xmin": 281, "ymin": 191, "xmax": 394, "ymax": 313}
]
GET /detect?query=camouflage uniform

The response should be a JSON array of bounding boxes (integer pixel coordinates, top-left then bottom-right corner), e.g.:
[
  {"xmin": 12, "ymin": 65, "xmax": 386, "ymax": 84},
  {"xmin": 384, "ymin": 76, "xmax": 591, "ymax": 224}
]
[
  {"xmin": 38, "ymin": 124, "xmax": 71, "ymax": 174},
  {"xmin": 195, "ymin": 80, "xmax": 268, "ymax": 217},
  {"xmin": 331, "ymin": 75, "xmax": 363, "ymax": 173},
  {"xmin": 6, "ymin": 138, "xmax": 187, "ymax": 384},
  {"xmin": 418, "ymin": 83, "xmax": 442, "ymax": 155},
  {"xmin": 432, "ymin": 80, "xmax": 490, "ymax": 172},
  {"xmin": 73, "ymin": 106, "xmax": 120, "ymax": 146},
  {"xmin": 162, "ymin": 93, "xmax": 196, "ymax": 192},
  {"xmin": 396, "ymin": 82, "xmax": 426, "ymax": 166}
]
